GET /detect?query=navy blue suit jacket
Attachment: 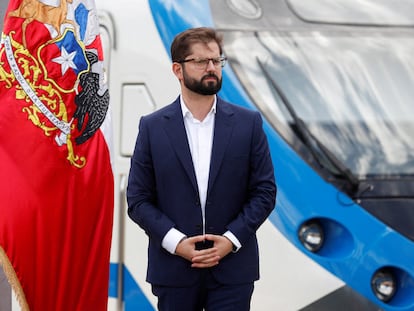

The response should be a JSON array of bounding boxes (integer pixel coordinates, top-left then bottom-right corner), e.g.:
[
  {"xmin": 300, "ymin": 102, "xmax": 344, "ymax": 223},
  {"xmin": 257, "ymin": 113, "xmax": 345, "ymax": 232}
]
[{"xmin": 127, "ymin": 96, "xmax": 276, "ymax": 287}]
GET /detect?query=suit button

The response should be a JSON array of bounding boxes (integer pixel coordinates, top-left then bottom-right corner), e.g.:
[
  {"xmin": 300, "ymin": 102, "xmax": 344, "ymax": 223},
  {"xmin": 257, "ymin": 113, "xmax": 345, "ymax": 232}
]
[{"xmin": 195, "ymin": 224, "xmax": 202, "ymax": 229}]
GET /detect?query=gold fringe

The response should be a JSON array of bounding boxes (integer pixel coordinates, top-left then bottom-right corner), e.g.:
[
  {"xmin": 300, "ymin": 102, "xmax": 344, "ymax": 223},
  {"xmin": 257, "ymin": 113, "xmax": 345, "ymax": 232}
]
[{"xmin": 0, "ymin": 246, "xmax": 30, "ymax": 311}]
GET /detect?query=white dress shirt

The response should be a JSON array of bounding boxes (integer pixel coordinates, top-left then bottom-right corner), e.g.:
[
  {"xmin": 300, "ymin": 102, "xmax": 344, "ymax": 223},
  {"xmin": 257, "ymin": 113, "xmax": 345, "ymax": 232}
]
[{"xmin": 161, "ymin": 96, "xmax": 241, "ymax": 254}]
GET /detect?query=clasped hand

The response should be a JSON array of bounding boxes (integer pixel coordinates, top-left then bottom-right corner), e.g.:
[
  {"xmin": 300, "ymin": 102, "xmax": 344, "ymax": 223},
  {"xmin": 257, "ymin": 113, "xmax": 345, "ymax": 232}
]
[{"xmin": 175, "ymin": 234, "xmax": 233, "ymax": 268}]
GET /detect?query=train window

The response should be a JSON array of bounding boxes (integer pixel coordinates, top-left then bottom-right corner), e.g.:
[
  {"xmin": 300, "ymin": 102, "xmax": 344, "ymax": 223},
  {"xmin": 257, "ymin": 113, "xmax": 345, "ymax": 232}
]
[
  {"xmin": 224, "ymin": 30, "xmax": 414, "ymax": 177},
  {"xmin": 288, "ymin": 0, "xmax": 414, "ymax": 26},
  {"xmin": 120, "ymin": 84, "xmax": 155, "ymax": 157}
]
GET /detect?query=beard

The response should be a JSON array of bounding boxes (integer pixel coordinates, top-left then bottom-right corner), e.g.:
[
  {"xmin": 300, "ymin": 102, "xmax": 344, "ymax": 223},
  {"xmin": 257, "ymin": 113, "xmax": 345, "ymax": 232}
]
[{"xmin": 183, "ymin": 71, "xmax": 222, "ymax": 95}]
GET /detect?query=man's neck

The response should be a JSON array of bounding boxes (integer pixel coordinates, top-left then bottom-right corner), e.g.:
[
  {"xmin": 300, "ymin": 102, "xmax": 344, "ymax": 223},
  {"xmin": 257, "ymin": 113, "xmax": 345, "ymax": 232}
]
[{"xmin": 181, "ymin": 91, "xmax": 216, "ymax": 121}]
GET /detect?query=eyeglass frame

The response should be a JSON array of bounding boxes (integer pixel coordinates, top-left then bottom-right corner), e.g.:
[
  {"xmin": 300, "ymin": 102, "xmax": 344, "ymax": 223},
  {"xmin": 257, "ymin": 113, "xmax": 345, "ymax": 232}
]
[{"xmin": 176, "ymin": 56, "xmax": 227, "ymax": 69}]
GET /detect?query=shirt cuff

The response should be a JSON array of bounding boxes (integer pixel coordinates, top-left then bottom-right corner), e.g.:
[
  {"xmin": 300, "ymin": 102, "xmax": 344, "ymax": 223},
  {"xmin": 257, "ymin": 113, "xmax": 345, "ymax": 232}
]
[
  {"xmin": 162, "ymin": 228, "xmax": 187, "ymax": 254},
  {"xmin": 223, "ymin": 230, "xmax": 242, "ymax": 252}
]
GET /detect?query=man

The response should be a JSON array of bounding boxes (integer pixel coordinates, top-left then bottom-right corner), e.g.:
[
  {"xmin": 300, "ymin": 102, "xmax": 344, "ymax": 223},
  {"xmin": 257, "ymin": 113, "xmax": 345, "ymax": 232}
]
[{"xmin": 127, "ymin": 27, "xmax": 276, "ymax": 311}]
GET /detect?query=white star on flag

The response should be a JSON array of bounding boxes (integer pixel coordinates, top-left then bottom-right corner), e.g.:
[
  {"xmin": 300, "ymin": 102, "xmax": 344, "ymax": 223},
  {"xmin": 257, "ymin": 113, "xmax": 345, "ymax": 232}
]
[{"xmin": 52, "ymin": 47, "xmax": 77, "ymax": 75}]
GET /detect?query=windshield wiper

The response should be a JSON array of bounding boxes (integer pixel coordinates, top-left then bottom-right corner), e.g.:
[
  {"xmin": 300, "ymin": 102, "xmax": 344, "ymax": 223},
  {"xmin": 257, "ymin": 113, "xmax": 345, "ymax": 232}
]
[{"xmin": 256, "ymin": 57, "xmax": 360, "ymax": 194}]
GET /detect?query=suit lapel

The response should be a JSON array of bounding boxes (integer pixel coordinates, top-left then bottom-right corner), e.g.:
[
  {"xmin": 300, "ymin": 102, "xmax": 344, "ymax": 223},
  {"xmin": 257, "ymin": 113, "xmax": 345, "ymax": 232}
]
[
  {"xmin": 162, "ymin": 100, "xmax": 198, "ymax": 192},
  {"xmin": 208, "ymin": 99, "xmax": 234, "ymax": 195},
  {"xmin": 162, "ymin": 98, "xmax": 235, "ymax": 196}
]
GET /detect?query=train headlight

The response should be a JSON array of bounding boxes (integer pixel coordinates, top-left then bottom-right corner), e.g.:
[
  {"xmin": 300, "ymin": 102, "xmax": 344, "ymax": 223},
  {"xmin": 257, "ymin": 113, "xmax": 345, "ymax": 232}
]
[
  {"xmin": 298, "ymin": 220, "xmax": 324, "ymax": 252},
  {"xmin": 371, "ymin": 268, "xmax": 397, "ymax": 303}
]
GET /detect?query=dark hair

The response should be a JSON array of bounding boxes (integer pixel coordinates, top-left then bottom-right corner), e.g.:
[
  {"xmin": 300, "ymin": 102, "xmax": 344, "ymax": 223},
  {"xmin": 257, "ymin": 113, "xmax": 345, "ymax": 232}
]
[{"xmin": 170, "ymin": 27, "xmax": 223, "ymax": 63}]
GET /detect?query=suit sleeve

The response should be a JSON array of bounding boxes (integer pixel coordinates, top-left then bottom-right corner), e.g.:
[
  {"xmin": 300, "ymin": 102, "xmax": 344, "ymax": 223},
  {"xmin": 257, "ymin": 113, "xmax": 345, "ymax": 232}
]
[{"xmin": 226, "ymin": 112, "xmax": 277, "ymax": 244}]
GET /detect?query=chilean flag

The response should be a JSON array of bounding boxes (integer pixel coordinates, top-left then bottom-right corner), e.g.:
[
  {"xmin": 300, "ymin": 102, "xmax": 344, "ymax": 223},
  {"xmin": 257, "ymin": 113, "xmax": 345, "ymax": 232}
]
[{"xmin": 0, "ymin": 0, "xmax": 114, "ymax": 310}]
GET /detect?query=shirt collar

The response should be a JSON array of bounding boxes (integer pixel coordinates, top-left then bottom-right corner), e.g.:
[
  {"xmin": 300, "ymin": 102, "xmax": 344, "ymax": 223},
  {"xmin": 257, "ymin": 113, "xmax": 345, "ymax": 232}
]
[{"xmin": 180, "ymin": 95, "xmax": 217, "ymax": 119}]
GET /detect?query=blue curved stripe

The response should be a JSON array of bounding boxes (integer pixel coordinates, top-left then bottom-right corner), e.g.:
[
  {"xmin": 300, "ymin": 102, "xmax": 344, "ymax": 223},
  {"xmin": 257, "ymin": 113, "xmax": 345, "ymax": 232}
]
[
  {"xmin": 123, "ymin": 265, "xmax": 155, "ymax": 311},
  {"xmin": 108, "ymin": 263, "xmax": 118, "ymax": 298},
  {"xmin": 148, "ymin": 0, "xmax": 214, "ymax": 58},
  {"xmin": 109, "ymin": 263, "xmax": 155, "ymax": 310}
]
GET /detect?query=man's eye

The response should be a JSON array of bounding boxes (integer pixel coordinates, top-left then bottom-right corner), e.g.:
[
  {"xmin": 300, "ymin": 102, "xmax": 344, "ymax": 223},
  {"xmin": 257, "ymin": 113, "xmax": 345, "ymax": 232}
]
[{"xmin": 196, "ymin": 59, "xmax": 209, "ymax": 65}]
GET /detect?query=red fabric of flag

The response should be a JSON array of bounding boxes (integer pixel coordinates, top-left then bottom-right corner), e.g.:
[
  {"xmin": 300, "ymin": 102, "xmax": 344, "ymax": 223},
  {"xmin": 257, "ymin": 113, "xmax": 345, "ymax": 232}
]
[{"xmin": 0, "ymin": 0, "xmax": 114, "ymax": 310}]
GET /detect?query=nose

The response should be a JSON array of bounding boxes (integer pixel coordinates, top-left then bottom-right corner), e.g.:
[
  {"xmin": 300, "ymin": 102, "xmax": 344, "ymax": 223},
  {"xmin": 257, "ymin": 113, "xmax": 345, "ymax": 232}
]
[{"xmin": 206, "ymin": 59, "xmax": 216, "ymax": 70}]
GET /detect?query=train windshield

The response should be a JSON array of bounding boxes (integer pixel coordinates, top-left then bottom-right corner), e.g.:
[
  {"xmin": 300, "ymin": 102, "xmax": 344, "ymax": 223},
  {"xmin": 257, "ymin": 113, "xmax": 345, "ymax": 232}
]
[{"xmin": 224, "ymin": 31, "xmax": 414, "ymax": 178}]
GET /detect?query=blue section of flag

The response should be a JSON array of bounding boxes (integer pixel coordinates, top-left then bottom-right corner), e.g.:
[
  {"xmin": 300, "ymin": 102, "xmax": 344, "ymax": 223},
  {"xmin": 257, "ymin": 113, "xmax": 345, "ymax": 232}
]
[
  {"xmin": 74, "ymin": 3, "xmax": 89, "ymax": 42},
  {"xmin": 55, "ymin": 30, "xmax": 88, "ymax": 75}
]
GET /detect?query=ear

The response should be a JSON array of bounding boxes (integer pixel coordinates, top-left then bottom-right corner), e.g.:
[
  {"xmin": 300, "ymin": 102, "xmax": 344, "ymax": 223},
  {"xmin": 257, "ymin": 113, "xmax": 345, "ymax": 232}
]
[{"xmin": 172, "ymin": 62, "xmax": 183, "ymax": 80}]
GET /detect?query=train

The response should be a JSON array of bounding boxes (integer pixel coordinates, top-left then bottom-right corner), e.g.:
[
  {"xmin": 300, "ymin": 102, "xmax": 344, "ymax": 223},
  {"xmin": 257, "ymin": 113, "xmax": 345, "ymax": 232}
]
[{"xmin": 2, "ymin": 0, "xmax": 414, "ymax": 310}]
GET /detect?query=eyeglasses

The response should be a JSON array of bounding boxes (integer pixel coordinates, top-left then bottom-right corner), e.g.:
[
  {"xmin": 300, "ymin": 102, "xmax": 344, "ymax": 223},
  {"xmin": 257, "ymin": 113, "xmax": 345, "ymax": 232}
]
[{"xmin": 177, "ymin": 57, "xmax": 227, "ymax": 69}]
